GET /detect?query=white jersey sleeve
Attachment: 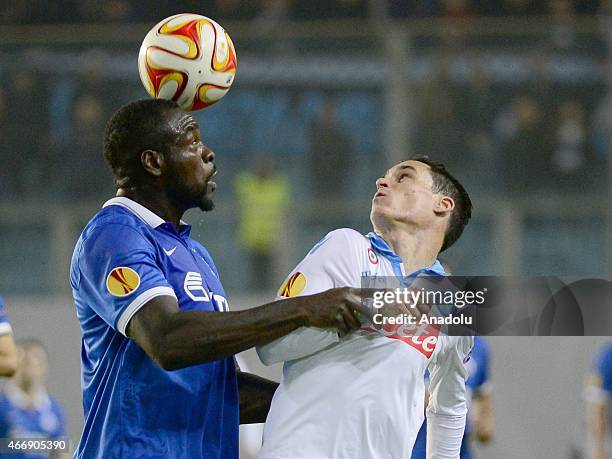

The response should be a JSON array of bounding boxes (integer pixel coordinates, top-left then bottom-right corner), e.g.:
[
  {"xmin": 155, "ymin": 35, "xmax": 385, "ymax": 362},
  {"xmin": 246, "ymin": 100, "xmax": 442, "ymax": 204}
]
[
  {"xmin": 426, "ymin": 335, "xmax": 473, "ymax": 459},
  {"xmin": 257, "ymin": 229, "xmax": 363, "ymax": 366}
]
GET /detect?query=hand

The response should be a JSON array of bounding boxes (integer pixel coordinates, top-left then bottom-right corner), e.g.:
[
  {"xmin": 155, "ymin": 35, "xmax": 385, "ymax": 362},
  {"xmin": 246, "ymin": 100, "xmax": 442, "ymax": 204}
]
[
  {"xmin": 299, "ymin": 287, "xmax": 373, "ymax": 336},
  {"xmin": 368, "ymin": 286, "xmax": 433, "ymax": 335}
]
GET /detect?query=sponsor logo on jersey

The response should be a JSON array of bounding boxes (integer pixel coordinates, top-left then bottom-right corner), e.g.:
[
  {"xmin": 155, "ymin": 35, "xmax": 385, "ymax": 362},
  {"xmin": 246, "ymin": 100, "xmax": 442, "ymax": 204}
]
[
  {"xmin": 278, "ymin": 272, "xmax": 306, "ymax": 297},
  {"xmin": 184, "ymin": 271, "xmax": 210, "ymax": 301},
  {"xmin": 363, "ymin": 322, "xmax": 440, "ymax": 358},
  {"xmin": 367, "ymin": 248, "xmax": 379, "ymax": 265},
  {"xmin": 390, "ymin": 324, "xmax": 439, "ymax": 358},
  {"xmin": 106, "ymin": 267, "xmax": 141, "ymax": 297}
]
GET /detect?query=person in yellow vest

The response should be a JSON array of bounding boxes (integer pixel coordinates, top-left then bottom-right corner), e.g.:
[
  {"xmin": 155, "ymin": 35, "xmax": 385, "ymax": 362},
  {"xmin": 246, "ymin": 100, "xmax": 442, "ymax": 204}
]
[{"xmin": 235, "ymin": 156, "xmax": 290, "ymax": 290}]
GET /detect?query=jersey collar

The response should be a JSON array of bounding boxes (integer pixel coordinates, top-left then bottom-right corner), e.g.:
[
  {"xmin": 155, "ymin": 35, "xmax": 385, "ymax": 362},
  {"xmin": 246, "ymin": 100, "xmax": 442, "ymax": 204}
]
[
  {"xmin": 366, "ymin": 231, "xmax": 447, "ymax": 277},
  {"xmin": 103, "ymin": 197, "xmax": 189, "ymax": 229}
]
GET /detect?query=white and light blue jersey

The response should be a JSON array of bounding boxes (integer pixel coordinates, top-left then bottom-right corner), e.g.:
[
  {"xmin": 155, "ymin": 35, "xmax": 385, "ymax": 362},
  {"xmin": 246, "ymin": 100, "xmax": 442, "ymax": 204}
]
[
  {"xmin": 257, "ymin": 229, "xmax": 471, "ymax": 459},
  {"xmin": 0, "ymin": 380, "xmax": 66, "ymax": 459},
  {"xmin": 70, "ymin": 197, "xmax": 238, "ymax": 459},
  {"xmin": 0, "ymin": 297, "xmax": 13, "ymax": 335}
]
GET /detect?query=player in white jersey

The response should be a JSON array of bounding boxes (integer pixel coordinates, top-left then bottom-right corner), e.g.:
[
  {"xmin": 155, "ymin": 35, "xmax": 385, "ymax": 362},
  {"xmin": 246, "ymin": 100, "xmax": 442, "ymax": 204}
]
[{"xmin": 257, "ymin": 157, "xmax": 474, "ymax": 459}]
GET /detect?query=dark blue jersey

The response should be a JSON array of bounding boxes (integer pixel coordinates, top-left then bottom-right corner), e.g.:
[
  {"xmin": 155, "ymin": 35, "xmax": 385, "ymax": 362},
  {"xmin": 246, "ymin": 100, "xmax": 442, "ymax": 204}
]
[{"xmin": 70, "ymin": 197, "xmax": 238, "ymax": 459}]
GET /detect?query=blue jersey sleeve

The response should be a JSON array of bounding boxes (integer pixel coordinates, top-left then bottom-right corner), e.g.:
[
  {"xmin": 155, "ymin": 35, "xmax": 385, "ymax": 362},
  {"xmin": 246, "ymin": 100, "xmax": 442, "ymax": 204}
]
[
  {"xmin": 50, "ymin": 399, "xmax": 67, "ymax": 438},
  {"xmin": 466, "ymin": 336, "xmax": 490, "ymax": 394},
  {"xmin": 0, "ymin": 297, "xmax": 12, "ymax": 335},
  {"xmin": 73, "ymin": 223, "xmax": 176, "ymax": 336},
  {"xmin": 594, "ymin": 344, "xmax": 612, "ymax": 395}
]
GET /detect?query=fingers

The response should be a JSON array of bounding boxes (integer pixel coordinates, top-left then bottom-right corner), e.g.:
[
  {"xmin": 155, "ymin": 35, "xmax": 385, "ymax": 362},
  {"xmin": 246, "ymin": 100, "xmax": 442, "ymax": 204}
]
[
  {"xmin": 346, "ymin": 288, "xmax": 375, "ymax": 319},
  {"xmin": 335, "ymin": 312, "xmax": 349, "ymax": 337},
  {"xmin": 340, "ymin": 305, "xmax": 362, "ymax": 331}
]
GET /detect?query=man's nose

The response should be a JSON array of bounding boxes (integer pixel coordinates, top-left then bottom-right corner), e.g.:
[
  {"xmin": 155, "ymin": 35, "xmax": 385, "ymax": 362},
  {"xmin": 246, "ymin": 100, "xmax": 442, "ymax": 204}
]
[
  {"xmin": 203, "ymin": 149, "xmax": 215, "ymax": 163},
  {"xmin": 376, "ymin": 177, "xmax": 389, "ymax": 189}
]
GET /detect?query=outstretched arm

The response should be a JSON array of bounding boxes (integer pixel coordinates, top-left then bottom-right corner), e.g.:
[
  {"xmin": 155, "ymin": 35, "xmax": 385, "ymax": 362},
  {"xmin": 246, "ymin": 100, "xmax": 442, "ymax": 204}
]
[{"xmin": 127, "ymin": 287, "xmax": 367, "ymax": 371}]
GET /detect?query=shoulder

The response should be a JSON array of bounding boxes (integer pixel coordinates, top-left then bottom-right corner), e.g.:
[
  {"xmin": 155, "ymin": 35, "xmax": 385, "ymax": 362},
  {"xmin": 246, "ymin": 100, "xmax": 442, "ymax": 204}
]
[
  {"xmin": 78, "ymin": 207, "xmax": 152, "ymax": 251},
  {"xmin": 309, "ymin": 228, "xmax": 368, "ymax": 254},
  {"xmin": 595, "ymin": 343, "xmax": 612, "ymax": 374},
  {"xmin": 434, "ymin": 334, "xmax": 474, "ymax": 362}
]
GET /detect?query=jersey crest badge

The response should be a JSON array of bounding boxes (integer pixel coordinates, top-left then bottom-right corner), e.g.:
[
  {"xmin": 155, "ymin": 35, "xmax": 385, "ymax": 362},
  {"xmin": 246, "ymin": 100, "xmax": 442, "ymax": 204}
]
[
  {"xmin": 184, "ymin": 271, "xmax": 211, "ymax": 301},
  {"xmin": 278, "ymin": 272, "xmax": 306, "ymax": 297},
  {"xmin": 367, "ymin": 248, "xmax": 379, "ymax": 265},
  {"xmin": 106, "ymin": 267, "xmax": 141, "ymax": 297}
]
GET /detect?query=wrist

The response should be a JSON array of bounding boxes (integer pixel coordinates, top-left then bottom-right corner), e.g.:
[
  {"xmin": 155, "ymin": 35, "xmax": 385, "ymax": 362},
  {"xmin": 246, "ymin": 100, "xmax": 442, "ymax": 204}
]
[{"xmin": 278, "ymin": 296, "xmax": 310, "ymax": 327}]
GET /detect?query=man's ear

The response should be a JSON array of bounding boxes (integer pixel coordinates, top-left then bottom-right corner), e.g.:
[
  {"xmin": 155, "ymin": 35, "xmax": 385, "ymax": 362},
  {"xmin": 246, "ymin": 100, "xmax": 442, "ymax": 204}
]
[
  {"xmin": 435, "ymin": 196, "xmax": 455, "ymax": 216},
  {"xmin": 141, "ymin": 149, "xmax": 164, "ymax": 177}
]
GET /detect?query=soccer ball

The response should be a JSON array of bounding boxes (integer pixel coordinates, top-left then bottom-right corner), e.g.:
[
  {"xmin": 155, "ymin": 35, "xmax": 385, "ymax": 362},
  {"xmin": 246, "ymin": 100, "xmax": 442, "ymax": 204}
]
[{"xmin": 138, "ymin": 13, "xmax": 237, "ymax": 111}]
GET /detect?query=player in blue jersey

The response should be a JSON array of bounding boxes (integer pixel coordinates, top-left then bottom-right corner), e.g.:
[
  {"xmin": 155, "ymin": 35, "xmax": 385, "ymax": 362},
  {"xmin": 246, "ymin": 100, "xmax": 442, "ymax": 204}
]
[
  {"xmin": 585, "ymin": 342, "xmax": 612, "ymax": 459},
  {"xmin": 411, "ymin": 336, "xmax": 494, "ymax": 459},
  {"xmin": 0, "ymin": 296, "xmax": 17, "ymax": 377},
  {"xmin": 0, "ymin": 339, "xmax": 67, "ymax": 459},
  {"xmin": 70, "ymin": 99, "xmax": 370, "ymax": 459}
]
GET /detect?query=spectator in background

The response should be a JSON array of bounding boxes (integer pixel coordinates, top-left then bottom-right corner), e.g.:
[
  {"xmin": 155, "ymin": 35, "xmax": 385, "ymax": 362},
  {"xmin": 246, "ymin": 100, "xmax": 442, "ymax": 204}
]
[
  {"xmin": 291, "ymin": 0, "xmax": 367, "ymax": 20},
  {"xmin": 415, "ymin": 54, "xmax": 465, "ymax": 171},
  {"xmin": 52, "ymin": 92, "xmax": 113, "ymax": 198},
  {"xmin": 503, "ymin": 0, "xmax": 548, "ymax": 16},
  {"xmin": 0, "ymin": 339, "xmax": 67, "ymax": 459},
  {"xmin": 308, "ymin": 96, "xmax": 353, "ymax": 200},
  {"xmin": 591, "ymin": 94, "xmax": 612, "ymax": 170},
  {"xmin": 548, "ymin": 0, "xmax": 578, "ymax": 52},
  {"xmin": 235, "ymin": 155, "xmax": 290, "ymax": 291},
  {"xmin": 3, "ymin": 69, "xmax": 48, "ymax": 197},
  {"xmin": 551, "ymin": 100, "xmax": 589, "ymax": 189},
  {"xmin": 0, "ymin": 297, "xmax": 17, "ymax": 377},
  {"xmin": 493, "ymin": 95, "xmax": 551, "ymax": 193}
]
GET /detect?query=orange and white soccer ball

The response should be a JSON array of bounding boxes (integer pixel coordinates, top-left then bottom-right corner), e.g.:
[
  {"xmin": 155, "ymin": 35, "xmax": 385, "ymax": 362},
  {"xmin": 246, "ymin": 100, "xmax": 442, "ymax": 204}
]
[{"xmin": 138, "ymin": 13, "xmax": 237, "ymax": 111}]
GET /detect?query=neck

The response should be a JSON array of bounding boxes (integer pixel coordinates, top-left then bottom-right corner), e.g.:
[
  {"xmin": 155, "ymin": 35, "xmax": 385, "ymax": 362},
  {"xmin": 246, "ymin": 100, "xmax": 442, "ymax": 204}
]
[
  {"xmin": 117, "ymin": 186, "xmax": 184, "ymax": 228},
  {"xmin": 375, "ymin": 225, "xmax": 442, "ymax": 275}
]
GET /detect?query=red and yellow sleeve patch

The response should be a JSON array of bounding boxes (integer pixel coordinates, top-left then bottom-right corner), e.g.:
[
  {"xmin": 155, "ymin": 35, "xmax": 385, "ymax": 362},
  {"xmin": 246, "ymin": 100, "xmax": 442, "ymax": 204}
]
[
  {"xmin": 278, "ymin": 272, "xmax": 306, "ymax": 298},
  {"xmin": 106, "ymin": 267, "xmax": 141, "ymax": 297}
]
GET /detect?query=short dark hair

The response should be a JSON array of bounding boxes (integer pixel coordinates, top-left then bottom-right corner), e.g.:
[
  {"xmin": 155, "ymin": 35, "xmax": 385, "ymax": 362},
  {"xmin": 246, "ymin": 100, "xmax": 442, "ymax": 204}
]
[
  {"xmin": 411, "ymin": 156, "xmax": 472, "ymax": 252},
  {"xmin": 103, "ymin": 99, "xmax": 180, "ymax": 187}
]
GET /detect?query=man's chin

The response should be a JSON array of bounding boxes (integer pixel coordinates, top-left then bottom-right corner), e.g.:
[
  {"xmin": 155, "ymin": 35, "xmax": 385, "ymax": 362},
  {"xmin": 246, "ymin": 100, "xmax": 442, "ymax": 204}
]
[{"xmin": 199, "ymin": 196, "xmax": 215, "ymax": 212}]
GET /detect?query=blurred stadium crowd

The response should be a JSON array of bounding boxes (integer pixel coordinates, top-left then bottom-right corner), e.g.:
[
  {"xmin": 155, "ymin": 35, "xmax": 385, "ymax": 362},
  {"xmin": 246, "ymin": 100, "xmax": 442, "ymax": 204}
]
[
  {"xmin": 0, "ymin": 0, "xmax": 609, "ymax": 23},
  {"xmin": 1, "ymin": 0, "xmax": 611, "ymax": 295},
  {"xmin": 0, "ymin": 46, "xmax": 609, "ymax": 201}
]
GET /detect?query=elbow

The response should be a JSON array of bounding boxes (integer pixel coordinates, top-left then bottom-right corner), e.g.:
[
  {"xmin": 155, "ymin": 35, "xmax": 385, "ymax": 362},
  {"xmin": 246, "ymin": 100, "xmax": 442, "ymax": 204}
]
[{"xmin": 146, "ymin": 336, "xmax": 185, "ymax": 372}]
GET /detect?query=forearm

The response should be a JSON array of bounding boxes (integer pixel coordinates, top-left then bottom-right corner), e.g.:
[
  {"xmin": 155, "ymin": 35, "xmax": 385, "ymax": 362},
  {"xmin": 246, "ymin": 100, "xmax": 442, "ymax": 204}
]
[
  {"xmin": 144, "ymin": 298, "xmax": 309, "ymax": 370},
  {"xmin": 238, "ymin": 372, "xmax": 279, "ymax": 424},
  {"xmin": 472, "ymin": 394, "xmax": 494, "ymax": 442},
  {"xmin": 257, "ymin": 327, "xmax": 339, "ymax": 365},
  {"xmin": 590, "ymin": 403, "xmax": 607, "ymax": 459},
  {"xmin": 426, "ymin": 412, "xmax": 466, "ymax": 459}
]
